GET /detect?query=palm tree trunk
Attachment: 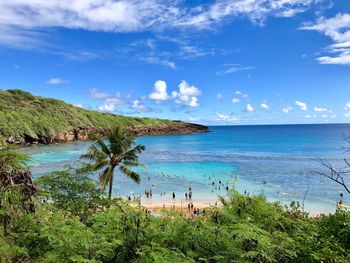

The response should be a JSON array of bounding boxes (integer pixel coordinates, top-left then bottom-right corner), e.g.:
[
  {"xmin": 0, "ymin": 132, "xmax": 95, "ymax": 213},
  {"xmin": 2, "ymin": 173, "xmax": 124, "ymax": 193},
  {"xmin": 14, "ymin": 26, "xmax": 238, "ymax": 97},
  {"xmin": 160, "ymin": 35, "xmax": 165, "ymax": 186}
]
[{"xmin": 108, "ymin": 172, "xmax": 114, "ymax": 200}]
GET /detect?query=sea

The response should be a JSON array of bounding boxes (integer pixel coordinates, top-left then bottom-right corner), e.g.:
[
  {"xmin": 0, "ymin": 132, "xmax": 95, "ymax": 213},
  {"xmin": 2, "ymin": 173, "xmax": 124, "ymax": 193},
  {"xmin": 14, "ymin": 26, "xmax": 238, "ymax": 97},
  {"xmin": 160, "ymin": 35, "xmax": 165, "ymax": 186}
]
[{"xmin": 20, "ymin": 124, "xmax": 350, "ymax": 214}]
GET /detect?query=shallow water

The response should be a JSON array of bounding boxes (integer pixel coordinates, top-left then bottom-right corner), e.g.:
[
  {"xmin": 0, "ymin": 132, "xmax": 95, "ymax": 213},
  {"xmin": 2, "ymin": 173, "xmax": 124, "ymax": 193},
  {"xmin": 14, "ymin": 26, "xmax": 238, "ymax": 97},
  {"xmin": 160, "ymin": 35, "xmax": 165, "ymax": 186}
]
[{"xmin": 21, "ymin": 124, "xmax": 350, "ymax": 214}]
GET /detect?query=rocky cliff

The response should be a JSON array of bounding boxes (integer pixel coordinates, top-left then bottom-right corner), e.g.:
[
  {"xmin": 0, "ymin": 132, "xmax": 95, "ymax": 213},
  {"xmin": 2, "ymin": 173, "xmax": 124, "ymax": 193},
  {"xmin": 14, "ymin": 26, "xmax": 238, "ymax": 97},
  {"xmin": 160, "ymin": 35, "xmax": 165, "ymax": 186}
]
[{"xmin": 6, "ymin": 123, "xmax": 208, "ymax": 145}]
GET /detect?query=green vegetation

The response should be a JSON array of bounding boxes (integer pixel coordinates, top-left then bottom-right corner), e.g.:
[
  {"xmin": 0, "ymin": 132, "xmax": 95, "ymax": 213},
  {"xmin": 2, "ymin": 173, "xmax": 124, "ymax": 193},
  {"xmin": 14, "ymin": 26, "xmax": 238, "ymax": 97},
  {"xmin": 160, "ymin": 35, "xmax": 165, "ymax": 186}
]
[
  {"xmin": 1, "ymin": 147, "xmax": 350, "ymax": 262},
  {"xmin": 0, "ymin": 89, "xmax": 174, "ymax": 143},
  {"xmin": 81, "ymin": 127, "xmax": 145, "ymax": 200}
]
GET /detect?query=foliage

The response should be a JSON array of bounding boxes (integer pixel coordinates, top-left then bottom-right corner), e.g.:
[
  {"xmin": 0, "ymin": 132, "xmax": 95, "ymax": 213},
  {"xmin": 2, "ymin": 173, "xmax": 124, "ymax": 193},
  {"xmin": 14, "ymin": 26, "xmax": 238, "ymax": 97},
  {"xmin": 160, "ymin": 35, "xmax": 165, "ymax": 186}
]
[
  {"xmin": 35, "ymin": 170, "xmax": 101, "ymax": 220},
  {"xmin": 81, "ymin": 127, "xmax": 145, "ymax": 199},
  {"xmin": 2, "ymin": 148, "xmax": 350, "ymax": 262},
  {"xmin": 0, "ymin": 147, "xmax": 36, "ymax": 236},
  {"xmin": 0, "ymin": 89, "xmax": 175, "ymax": 143}
]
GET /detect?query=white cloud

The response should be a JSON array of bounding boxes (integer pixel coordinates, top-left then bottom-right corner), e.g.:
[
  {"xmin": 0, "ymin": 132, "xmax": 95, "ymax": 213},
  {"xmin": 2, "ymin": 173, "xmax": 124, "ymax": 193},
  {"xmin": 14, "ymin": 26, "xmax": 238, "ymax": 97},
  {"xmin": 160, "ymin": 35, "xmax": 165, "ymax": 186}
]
[
  {"xmin": 246, "ymin": 104, "xmax": 254, "ymax": 112},
  {"xmin": 138, "ymin": 56, "xmax": 176, "ymax": 68},
  {"xmin": 235, "ymin": 90, "xmax": 249, "ymax": 99},
  {"xmin": 314, "ymin": 106, "xmax": 328, "ymax": 112},
  {"xmin": 216, "ymin": 92, "xmax": 224, "ymax": 100},
  {"xmin": 232, "ymin": 98, "xmax": 240, "ymax": 104},
  {"xmin": 304, "ymin": 114, "xmax": 316, "ymax": 119},
  {"xmin": 131, "ymin": 100, "xmax": 145, "ymax": 110},
  {"xmin": 148, "ymin": 79, "xmax": 201, "ymax": 107},
  {"xmin": 215, "ymin": 112, "xmax": 239, "ymax": 123},
  {"xmin": 295, "ymin": 101, "xmax": 307, "ymax": 111},
  {"xmin": 317, "ymin": 55, "xmax": 350, "ymax": 65},
  {"xmin": 0, "ymin": 0, "xmax": 317, "ymax": 48},
  {"xmin": 174, "ymin": 80, "xmax": 201, "ymax": 107},
  {"xmin": 345, "ymin": 102, "xmax": 350, "ymax": 117},
  {"xmin": 260, "ymin": 103, "xmax": 269, "ymax": 109},
  {"xmin": 104, "ymin": 93, "xmax": 125, "ymax": 105},
  {"xmin": 282, "ymin": 106, "xmax": 292, "ymax": 113},
  {"xmin": 148, "ymin": 80, "xmax": 175, "ymax": 101},
  {"xmin": 216, "ymin": 64, "xmax": 254, "ymax": 75},
  {"xmin": 89, "ymin": 88, "xmax": 110, "ymax": 100},
  {"xmin": 73, "ymin": 103, "xmax": 88, "ymax": 109},
  {"xmin": 91, "ymin": 89, "xmax": 127, "ymax": 113},
  {"xmin": 47, "ymin": 78, "xmax": 69, "ymax": 85},
  {"xmin": 97, "ymin": 103, "xmax": 116, "ymax": 113},
  {"xmin": 301, "ymin": 13, "xmax": 350, "ymax": 65}
]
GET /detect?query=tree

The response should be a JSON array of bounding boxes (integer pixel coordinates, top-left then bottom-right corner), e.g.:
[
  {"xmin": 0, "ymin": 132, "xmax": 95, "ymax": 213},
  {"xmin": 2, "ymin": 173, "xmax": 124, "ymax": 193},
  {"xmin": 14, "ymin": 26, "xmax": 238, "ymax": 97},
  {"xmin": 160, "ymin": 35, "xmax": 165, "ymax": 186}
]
[
  {"xmin": 311, "ymin": 135, "xmax": 350, "ymax": 195},
  {"xmin": 36, "ymin": 169, "xmax": 101, "ymax": 219},
  {"xmin": 81, "ymin": 127, "xmax": 145, "ymax": 200},
  {"xmin": 0, "ymin": 146, "xmax": 36, "ymax": 235}
]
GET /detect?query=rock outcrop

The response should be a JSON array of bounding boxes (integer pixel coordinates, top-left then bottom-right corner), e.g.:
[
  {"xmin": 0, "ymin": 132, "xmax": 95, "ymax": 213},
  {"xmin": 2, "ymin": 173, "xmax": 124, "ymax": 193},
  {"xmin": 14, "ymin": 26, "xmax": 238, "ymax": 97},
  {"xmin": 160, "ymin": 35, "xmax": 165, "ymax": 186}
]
[{"xmin": 6, "ymin": 123, "xmax": 208, "ymax": 145}]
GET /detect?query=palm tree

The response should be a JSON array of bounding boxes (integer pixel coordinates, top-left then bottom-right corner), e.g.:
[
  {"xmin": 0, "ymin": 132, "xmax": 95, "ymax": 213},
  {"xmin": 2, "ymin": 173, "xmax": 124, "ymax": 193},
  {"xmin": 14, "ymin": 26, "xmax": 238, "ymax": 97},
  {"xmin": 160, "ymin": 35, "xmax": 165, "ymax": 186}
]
[{"xmin": 81, "ymin": 127, "xmax": 145, "ymax": 200}]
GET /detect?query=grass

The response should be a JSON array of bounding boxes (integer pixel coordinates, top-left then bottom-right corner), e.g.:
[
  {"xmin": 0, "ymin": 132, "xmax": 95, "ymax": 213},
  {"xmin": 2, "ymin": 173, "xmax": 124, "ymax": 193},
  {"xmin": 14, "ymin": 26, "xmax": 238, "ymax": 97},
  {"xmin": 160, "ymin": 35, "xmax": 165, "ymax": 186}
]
[{"xmin": 0, "ymin": 89, "xmax": 177, "ymax": 142}]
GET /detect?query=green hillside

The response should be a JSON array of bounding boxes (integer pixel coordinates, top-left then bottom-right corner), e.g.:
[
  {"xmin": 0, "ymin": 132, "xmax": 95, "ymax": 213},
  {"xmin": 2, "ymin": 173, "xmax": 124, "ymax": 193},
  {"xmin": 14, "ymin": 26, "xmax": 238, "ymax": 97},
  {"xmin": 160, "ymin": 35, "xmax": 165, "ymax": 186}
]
[{"xmin": 0, "ymin": 89, "xmax": 175, "ymax": 143}]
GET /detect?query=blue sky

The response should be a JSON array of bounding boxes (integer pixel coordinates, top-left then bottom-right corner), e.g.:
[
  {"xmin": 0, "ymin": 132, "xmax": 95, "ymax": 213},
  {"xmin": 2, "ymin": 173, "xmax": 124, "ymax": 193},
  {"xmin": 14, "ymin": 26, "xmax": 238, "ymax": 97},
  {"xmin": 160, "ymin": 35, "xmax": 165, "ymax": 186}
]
[{"xmin": 0, "ymin": 0, "xmax": 350, "ymax": 125}]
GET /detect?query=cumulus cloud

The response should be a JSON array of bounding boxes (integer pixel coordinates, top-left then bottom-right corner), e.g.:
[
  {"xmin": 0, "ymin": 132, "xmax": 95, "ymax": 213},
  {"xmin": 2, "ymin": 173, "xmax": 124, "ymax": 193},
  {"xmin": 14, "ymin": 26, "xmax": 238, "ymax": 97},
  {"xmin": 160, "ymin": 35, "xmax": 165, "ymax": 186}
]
[
  {"xmin": 304, "ymin": 114, "xmax": 316, "ymax": 119},
  {"xmin": 233, "ymin": 90, "xmax": 249, "ymax": 105},
  {"xmin": 301, "ymin": 13, "xmax": 350, "ymax": 65},
  {"xmin": 246, "ymin": 104, "xmax": 254, "ymax": 112},
  {"xmin": 131, "ymin": 100, "xmax": 145, "ymax": 110},
  {"xmin": 148, "ymin": 80, "xmax": 175, "ymax": 101},
  {"xmin": 295, "ymin": 101, "xmax": 307, "ymax": 111},
  {"xmin": 232, "ymin": 98, "xmax": 240, "ymax": 104},
  {"xmin": 91, "ymin": 89, "xmax": 128, "ymax": 113},
  {"xmin": 282, "ymin": 106, "xmax": 292, "ymax": 113},
  {"xmin": 47, "ymin": 78, "xmax": 69, "ymax": 85},
  {"xmin": 174, "ymin": 80, "xmax": 201, "ymax": 107},
  {"xmin": 260, "ymin": 103, "xmax": 269, "ymax": 109},
  {"xmin": 89, "ymin": 88, "xmax": 110, "ymax": 100},
  {"xmin": 97, "ymin": 103, "xmax": 116, "ymax": 113},
  {"xmin": 0, "ymin": 0, "xmax": 318, "ymax": 48},
  {"xmin": 345, "ymin": 102, "xmax": 350, "ymax": 117},
  {"xmin": 216, "ymin": 112, "xmax": 239, "ymax": 123},
  {"xmin": 148, "ymin": 80, "xmax": 201, "ymax": 107},
  {"xmin": 314, "ymin": 106, "xmax": 328, "ymax": 112},
  {"xmin": 73, "ymin": 103, "xmax": 89, "ymax": 109}
]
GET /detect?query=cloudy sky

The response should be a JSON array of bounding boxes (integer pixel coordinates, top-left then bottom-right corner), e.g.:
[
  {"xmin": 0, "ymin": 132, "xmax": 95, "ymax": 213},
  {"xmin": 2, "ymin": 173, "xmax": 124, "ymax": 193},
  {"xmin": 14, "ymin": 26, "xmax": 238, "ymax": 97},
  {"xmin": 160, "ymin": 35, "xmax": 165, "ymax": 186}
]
[{"xmin": 0, "ymin": 0, "xmax": 350, "ymax": 125}]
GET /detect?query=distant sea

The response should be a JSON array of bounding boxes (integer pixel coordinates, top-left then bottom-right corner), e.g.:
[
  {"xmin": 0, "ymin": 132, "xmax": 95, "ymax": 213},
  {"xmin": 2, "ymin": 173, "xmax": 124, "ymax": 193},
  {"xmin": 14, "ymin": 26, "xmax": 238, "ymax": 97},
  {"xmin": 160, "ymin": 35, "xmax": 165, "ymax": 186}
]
[{"xmin": 21, "ymin": 124, "xmax": 350, "ymax": 214}]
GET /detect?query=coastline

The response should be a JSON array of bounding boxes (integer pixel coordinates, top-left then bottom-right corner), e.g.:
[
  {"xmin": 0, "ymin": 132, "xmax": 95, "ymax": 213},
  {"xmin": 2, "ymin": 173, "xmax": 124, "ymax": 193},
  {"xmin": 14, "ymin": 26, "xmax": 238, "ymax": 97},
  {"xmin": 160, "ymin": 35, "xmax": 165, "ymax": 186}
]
[{"xmin": 6, "ymin": 122, "xmax": 209, "ymax": 145}]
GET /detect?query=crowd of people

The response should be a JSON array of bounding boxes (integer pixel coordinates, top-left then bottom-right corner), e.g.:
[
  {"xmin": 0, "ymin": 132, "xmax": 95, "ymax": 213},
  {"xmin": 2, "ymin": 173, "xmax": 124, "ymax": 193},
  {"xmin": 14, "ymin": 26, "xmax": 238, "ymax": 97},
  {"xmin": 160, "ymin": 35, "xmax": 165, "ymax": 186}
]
[{"xmin": 124, "ymin": 172, "xmax": 236, "ymax": 219}]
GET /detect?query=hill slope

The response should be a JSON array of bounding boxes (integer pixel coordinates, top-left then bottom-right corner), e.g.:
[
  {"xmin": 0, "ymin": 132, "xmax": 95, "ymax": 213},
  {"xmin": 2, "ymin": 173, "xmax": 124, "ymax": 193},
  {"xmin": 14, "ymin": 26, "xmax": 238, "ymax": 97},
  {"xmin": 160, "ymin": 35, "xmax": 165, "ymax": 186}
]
[{"xmin": 0, "ymin": 89, "xmax": 208, "ymax": 144}]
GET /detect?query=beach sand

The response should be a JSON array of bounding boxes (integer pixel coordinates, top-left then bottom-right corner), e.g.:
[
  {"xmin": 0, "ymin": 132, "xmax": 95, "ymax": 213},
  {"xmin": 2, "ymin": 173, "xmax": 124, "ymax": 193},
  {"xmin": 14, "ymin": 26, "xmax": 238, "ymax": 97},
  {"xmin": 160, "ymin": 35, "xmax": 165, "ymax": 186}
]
[{"xmin": 136, "ymin": 198, "xmax": 222, "ymax": 219}]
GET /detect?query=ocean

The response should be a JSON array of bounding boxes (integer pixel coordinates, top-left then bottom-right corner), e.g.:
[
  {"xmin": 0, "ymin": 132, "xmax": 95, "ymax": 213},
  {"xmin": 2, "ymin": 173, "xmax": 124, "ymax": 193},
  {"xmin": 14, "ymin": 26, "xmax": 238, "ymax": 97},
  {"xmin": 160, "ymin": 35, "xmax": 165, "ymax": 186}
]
[{"xmin": 20, "ymin": 124, "xmax": 350, "ymax": 214}]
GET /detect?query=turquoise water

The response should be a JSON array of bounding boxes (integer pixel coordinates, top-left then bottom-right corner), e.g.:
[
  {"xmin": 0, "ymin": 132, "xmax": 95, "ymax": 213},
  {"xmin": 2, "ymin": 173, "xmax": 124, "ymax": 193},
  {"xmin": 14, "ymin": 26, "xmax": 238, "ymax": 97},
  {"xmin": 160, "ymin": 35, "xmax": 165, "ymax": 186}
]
[{"xmin": 21, "ymin": 124, "xmax": 350, "ymax": 213}]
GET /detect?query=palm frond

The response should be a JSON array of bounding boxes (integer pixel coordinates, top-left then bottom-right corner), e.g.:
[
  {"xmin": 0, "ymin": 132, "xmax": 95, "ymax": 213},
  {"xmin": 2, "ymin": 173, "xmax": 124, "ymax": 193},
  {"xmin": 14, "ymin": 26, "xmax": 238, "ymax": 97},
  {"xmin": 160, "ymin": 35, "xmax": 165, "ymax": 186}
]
[
  {"xmin": 123, "ymin": 161, "xmax": 146, "ymax": 169},
  {"xmin": 119, "ymin": 165, "xmax": 140, "ymax": 184},
  {"xmin": 96, "ymin": 139, "xmax": 111, "ymax": 156},
  {"xmin": 81, "ymin": 144, "xmax": 107, "ymax": 161},
  {"xmin": 122, "ymin": 144, "xmax": 146, "ymax": 161},
  {"xmin": 93, "ymin": 159, "xmax": 110, "ymax": 171},
  {"xmin": 99, "ymin": 167, "xmax": 113, "ymax": 191}
]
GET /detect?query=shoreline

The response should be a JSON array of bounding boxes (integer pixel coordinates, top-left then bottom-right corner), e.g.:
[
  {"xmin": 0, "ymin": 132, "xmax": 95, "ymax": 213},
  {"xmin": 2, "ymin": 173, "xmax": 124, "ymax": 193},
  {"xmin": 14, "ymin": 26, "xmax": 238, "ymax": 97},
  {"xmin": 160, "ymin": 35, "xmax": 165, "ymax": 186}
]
[
  {"xmin": 138, "ymin": 198, "xmax": 335, "ymax": 217},
  {"xmin": 127, "ymin": 192, "xmax": 336, "ymax": 217},
  {"xmin": 7, "ymin": 123, "xmax": 209, "ymax": 146}
]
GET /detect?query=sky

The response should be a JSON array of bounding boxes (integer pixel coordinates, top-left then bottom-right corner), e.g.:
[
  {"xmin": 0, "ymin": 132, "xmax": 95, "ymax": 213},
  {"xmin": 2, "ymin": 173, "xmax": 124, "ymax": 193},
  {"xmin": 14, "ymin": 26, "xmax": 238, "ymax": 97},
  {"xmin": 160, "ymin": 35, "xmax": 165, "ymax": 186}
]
[{"xmin": 0, "ymin": 0, "xmax": 350, "ymax": 125}]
